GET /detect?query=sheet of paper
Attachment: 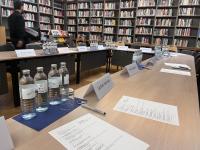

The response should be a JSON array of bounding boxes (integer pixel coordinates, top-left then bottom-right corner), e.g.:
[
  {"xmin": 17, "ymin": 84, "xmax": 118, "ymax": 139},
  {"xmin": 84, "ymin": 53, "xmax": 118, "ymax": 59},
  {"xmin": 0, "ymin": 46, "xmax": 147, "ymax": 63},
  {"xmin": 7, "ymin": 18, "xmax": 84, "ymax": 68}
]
[
  {"xmin": 0, "ymin": 117, "xmax": 14, "ymax": 150},
  {"xmin": 58, "ymin": 47, "xmax": 69, "ymax": 54},
  {"xmin": 114, "ymin": 96, "xmax": 179, "ymax": 126},
  {"xmin": 164, "ymin": 63, "xmax": 191, "ymax": 70},
  {"xmin": 160, "ymin": 68, "xmax": 191, "ymax": 76},
  {"xmin": 15, "ymin": 49, "xmax": 36, "ymax": 57},
  {"xmin": 49, "ymin": 113, "xmax": 149, "ymax": 150}
]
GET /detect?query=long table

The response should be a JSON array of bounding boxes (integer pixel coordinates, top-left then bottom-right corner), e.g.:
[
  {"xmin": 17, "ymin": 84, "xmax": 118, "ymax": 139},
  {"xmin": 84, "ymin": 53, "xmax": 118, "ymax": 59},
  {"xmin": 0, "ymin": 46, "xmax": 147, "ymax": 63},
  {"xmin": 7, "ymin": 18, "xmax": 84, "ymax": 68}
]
[
  {"xmin": 6, "ymin": 54, "xmax": 200, "ymax": 150},
  {"xmin": 0, "ymin": 47, "xmax": 154, "ymax": 106}
]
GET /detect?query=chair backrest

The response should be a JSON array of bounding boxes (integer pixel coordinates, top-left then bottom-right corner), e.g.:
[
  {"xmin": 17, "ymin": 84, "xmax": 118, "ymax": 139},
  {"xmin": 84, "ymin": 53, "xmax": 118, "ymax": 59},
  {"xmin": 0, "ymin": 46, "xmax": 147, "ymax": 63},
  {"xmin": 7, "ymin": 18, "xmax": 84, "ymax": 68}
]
[
  {"xmin": 0, "ymin": 43, "xmax": 15, "ymax": 52},
  {"xmin": 181, "ymin": 50, "xmax": 195, "ymax": 56}
]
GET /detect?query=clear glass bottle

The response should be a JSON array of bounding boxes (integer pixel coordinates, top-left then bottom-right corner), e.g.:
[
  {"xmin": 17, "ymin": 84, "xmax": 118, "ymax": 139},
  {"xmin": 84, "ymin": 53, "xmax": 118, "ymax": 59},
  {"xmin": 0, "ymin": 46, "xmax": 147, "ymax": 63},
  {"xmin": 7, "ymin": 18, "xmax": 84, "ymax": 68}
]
[
  {"xmin": 19, "ymin": 70, "xmax": 36, "ymax": 120},
  {"xmin": 34, "ymin": 67, "xmax": 48, "ymax": 112},
  {"xmin": 59, "ymin": 62, "xmax": 69, "ymax": 101},
  {"xmin": 48, "ymin": 64, "xmax": 61, "ymax": 105}
]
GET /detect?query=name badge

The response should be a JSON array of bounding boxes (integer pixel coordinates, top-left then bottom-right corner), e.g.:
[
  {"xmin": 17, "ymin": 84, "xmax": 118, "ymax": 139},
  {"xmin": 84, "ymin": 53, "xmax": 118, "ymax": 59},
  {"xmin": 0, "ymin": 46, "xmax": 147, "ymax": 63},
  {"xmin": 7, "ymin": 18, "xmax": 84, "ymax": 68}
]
[
  {"xmin": 140, "ymin": 47, "xmax": 153, "ymax": 53},
  {"xmin": 15, "ymin": 49, "xmax": 36, "ymax": 57},
  {"xmin": 77, "ymin": 46, "xmax": 88, "ymax": 52},
  {"xmin": 84, "ymin": 73, "xmax": 113, "ymax": 100},
  {"xmin": 117, "ymin": 46, "xmax": 128, "ymax": 50},
  {"xmin": 58, "ymin": 47, "xmax": 69, "ymax": 54},
  {"xmin": 0, "ymin": 117, "xmax": 14, "ymax": 150},
  {"xmin": 122, "ymin": 63, "xmax": 139, "ymax": 76}
]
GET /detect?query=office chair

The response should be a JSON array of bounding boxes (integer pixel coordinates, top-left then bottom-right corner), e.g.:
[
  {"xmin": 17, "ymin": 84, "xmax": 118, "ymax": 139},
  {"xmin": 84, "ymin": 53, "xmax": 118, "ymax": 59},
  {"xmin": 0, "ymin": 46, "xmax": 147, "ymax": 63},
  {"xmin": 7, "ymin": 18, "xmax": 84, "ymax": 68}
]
[{"xmin": 0, "ymin": 43, "xmax": 15, "ymax": 51}]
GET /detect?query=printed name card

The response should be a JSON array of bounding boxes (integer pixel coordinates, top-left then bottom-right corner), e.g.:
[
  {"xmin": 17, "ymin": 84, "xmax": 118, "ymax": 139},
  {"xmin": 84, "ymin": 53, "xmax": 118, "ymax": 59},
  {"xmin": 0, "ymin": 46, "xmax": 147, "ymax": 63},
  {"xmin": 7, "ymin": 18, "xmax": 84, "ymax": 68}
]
[
  {"xmin": 0, "ymin": 117, "xmax": 14, "ymax": 150},
  {"xmin": 84, "ymin": 73, "xmax": 113, "ymax": 100},
  {"xmin": 15, "ymin": 49, "xmax": 36, "ymax": 57},
  {"xmin": 57, "ymin": 47, "xmax": 69, "ymax": 54},
  {"xmin": 117, "ymin": 46, "xmax": 128, "ymax": 50},
  {"xmin": 140, "ymin": 47, "xmax": 153, "ymax": 53},
  {"xmin": 77, "ymin": 46, "xmax": 88, "ymax": 52},
  {"xmin": 122, "ymin": 63, "xmax": 139, "ymax": 76}
]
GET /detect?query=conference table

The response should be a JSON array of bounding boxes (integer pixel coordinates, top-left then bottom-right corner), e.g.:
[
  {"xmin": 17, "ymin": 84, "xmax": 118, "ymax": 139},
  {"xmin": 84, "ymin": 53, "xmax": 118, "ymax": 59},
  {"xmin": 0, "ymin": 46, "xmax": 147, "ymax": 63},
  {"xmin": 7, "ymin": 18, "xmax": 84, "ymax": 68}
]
[
  {"xmin": 0, "ymin": 47, "xmax": 154, "ymax": 106},
  {"xmin": 6, "ymin": 53, "xmax": 200, "ymax": 150}
]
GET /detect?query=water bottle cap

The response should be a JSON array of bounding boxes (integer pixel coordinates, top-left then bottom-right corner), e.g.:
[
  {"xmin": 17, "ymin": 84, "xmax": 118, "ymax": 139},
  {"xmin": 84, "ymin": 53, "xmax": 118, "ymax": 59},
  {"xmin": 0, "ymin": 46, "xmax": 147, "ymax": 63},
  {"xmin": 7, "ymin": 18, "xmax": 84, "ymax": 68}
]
[
  {"xmin": 22, "ymin": 69, "xmax": 30, "ymax": 74},
  {"xmin": 60, "ymin": 62, "xmax": 66, "ymax": 66},
  {"xmin": 37, "ymin": 67, "xmax": 44, "ymax": 71},
  {"xmin": 51, "ymin": 64, "xmax": 57, "ymax": 68}
]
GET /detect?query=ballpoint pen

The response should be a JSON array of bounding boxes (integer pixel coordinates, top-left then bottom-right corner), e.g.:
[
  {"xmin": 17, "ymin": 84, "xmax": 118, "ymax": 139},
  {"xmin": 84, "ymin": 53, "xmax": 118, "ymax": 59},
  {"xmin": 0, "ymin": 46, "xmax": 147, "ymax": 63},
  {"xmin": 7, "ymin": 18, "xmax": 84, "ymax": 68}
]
[{"xmin": 81, "ymin": 104, "xmax": 106, "ymax": 116}]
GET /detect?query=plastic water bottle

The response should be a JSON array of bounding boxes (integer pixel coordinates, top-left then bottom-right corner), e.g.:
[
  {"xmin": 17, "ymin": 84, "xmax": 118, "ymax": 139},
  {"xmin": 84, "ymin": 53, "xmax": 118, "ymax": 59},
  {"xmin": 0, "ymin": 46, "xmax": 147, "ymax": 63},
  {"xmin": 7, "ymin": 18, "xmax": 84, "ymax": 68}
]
[
  {"xmin": 155, "ymin": 45, "xmax": 162, "ymax": 59},
  {"xmin": 19, "ymin": 70, "xmax": 36, "ymax": 120},
  {"xmin": 34, "ymin": 67, "xmax": 48, "ymax": 112},
  {"xmin": 59, "ymin": 62, "xmax": 69, "ymax": 101},
  {"xmin": 48, "ymin": 64, "xmax": 61, "ymax": 105}
]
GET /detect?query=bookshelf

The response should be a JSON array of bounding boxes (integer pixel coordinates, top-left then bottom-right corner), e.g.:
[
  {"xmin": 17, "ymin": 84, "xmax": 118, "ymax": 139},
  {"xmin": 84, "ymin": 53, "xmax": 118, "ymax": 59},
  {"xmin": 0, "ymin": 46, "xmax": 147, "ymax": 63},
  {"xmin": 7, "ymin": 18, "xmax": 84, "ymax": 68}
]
[{"xmin": 0, "ymin": 0, "xmax": 200, "ymax": 50}]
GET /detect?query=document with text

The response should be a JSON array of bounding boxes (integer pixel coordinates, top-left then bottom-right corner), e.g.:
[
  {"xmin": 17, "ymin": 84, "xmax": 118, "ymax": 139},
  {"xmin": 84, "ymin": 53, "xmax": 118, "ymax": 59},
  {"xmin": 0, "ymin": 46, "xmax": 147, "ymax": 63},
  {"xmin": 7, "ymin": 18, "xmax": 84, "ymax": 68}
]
[
  {"xmin": 49, "ymin": 113, "xmax": 149, "ymax": 150},
  {"xmin": 114, "ymin": 96, "xmax": 179, "ymax": 126}
]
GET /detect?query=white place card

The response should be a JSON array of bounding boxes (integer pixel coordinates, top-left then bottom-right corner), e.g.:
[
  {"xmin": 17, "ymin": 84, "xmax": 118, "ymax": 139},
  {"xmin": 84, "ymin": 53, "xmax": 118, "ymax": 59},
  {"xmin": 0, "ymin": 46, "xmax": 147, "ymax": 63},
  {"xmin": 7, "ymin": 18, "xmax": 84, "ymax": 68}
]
[
  {"xmin": 117, "ymin": 46, "xmax": 128, "ymax": 50},
  {"xmin": 164, "ymin": 63, "xmax": 191, "ymax": 70},
  {"xmin": 49, "ymin": 113, "xmax": 149, "ymax": 150},
  {"xmin": 98, "ymin": 45, "xmax": 105, "ymax": 50},
  {"xmin": 0, "ymin": 117, "xmax": 14, "ymax": 150},
  {"xmin": 15, "ymin": 49, "xmax": 36, "ymax": 57},
  {"xmin": 84, "ymin": 73, "xmax": 113, "ymax": 100},
  {"xmin": 114, "ymin": 96, "xmax": 179, "ymax": 126},
  {"xmin": 140, "ymin": 47, "xmax": 153, "ymax": 53},
  {"xmin": 160, "ymin": 68, "xmax": 191, "ymax": 76},
  {"xmin": 77, "ymin": 46, "xmax": 88, "ymax": 52},
  {"xmin": 57, "ymin": 47, "xmax": 69, "ymax": 54},
  {"xmin": 122, "ymin": 63, "xmax": 139, "ymax": 76}
]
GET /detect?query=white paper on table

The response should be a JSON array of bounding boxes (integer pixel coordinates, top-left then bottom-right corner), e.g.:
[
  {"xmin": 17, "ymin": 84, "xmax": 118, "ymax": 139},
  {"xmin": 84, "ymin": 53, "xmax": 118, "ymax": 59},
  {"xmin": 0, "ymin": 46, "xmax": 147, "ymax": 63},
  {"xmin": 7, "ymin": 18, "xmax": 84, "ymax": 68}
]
[
  {"xmin": 117, "ymin": 46, "xmax": 128, "ymax": 50},
  {"xmin": 57, "ymin": 47, "xmax": 69, "ymax": 54},
  {"xmin": 0, "ymin": 116, "xmax": 14, "ymax": 150},
  {"xmin": 164, "ymin": 63, "xmax": 191, "ymax": 70},
  {"xmin": 49, "ymin": 113, "xmax": 149, "ymax": 150},
  {"xmin": 160, "ymin": 68, "xmax": 191, "ymax": 76},
  {"xmin": 15, "ymin": 49, "xmax": 36, "ymax": 57},
  {"xmin": 140, "ymin": 47, "xmax": 153, "ymax": 53},
  {"xmin": 114, "ymin": 96, "xmax": 179, "ymax": 126}
]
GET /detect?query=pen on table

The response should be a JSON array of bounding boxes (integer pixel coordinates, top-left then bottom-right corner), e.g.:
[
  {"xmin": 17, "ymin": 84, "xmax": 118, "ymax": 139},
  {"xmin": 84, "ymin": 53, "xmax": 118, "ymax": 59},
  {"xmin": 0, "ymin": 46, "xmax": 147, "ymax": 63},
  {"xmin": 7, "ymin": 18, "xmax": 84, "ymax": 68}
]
[{"xmin": 81, "ymin": 104, "xmax": 106, "ymax": 116}]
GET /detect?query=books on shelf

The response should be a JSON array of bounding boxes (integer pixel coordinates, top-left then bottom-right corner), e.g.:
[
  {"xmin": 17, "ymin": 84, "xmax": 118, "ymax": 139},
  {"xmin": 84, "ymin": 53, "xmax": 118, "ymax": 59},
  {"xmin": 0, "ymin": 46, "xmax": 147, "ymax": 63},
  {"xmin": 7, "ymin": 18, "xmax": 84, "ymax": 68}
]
[
  {"xmin": 156, "ymin": 9, "xmax": 173, "ymax": 16},
  {"xmin": 91, "ymin": 18, "xmax": 102, "ymax": 24},
  {"xmin": 118, "ymin": 36, "xmax": 132, "ymax": 43},
  {"xmin": 135, "ymin": 37, "xmax": 151, "ymax": 44},
  {"xmin": 120, "ymin": 20, "xmax": 133, "ymax": 26},
  {"xmin": 78, "ymin": 11, "xmax": 90, "ymax": 17},
  {"xmin": 67, "ymin": 4, "xmax": 77, "ymax": 10},
  {"xmin": 68, "ymin": 19, "xmax": 76, "ymax": 25},
  {"xmin": 24, "ymin": 13, "xmax": 35, "ymax": 21},
  {"xmin": 154, "ymin": 29, "xmax": 169, "ymax": 36},
  {"xmin": 39, "ymin": 0, "xmax": 51, "ymax": 6},
  {"xmin": 176, "ymin": 28, "xmax": 191, "ymax": 36},
  {"xmin": 1, "ymin": 0, "xmax": 14, "ymax": 7},
  {"xmin": 155, "ymin": 38, "xmax": 169, "ymax": 45},
  {"xmin": 90, "ymin": 34, "xmax": 102, "ymax": 41},
  {"xmin": 177, "ymin": 19, "xmax": 192, "ymax": 27},
  {"xmin": 54, "ymin": 10, "xmax": 63, "ymax": 17},
  {"xmin": 104, "ymin": 11, "xmax": 115, "ymax": 17},
  {"xmin": 40, "ymin": 16, "xmax": 51, "ymax": 23},
  {"xmin": 25, "ymin": 21, "xmax": 34, "ymax": 28},
  {"xmin": 78, "ymin": 18, "xmax": 89, "ymax": 24},
  {"xmin": 104, "ymin": 35, "xmax": 114, "ymax": 42},
  {"xmin": 1, "ymin": 8, "xmax": 14, "ymax": 17},
  {"xmin": 180, "ymin": 0, "xmax": 199, "ymax": 5},
  {"xmin": 55, "ymin": 25, "xmax": 62, "ymax": 30},
  {"xmin": 138, "ymin": 0, "xmax": 155, "ymax": 7},
  {"xmin": 156, "ymin": 19, "xmax": 172, "ymax": 26},
  {"xmin": 66, "ymin": 11, "xmax": 76, "ymax": 17},
  {"xmin": 91, "ymin": 3, "xmax": 103, "ymax": 9},
  {"xmin": 90, "ymin": 26, "xmax": 102, "ymax": 32},
  {"xmin": 136, "ymin": 18, "xmax": 152, "ymax": 25},
  {"xmin": 78, "ymin": 3, "xmax": 89, "ymax": 9},
  {"xmin": 40, "ymin": 24, "xmax": 51, "ymax": 31},
  {"xmin": 120, "ymin": 0, "xmax": 135, "ymax": 8},
  {"xmin": 54, "ymin": 18, "xmax": 64, "ymax": 25},
  {"xmin": 91, "ymin": 10, "xmax": 103, "ymax": 17},
  {"xmin": 120, "ymin": 11, "xmax": 134, "ymax": 18},
  {"xmin": 174, "ymin": 39, "xmax": 188, "ymax": 47},
  {"xmin": 39, "ymin": 6, "xmax": 52, "ymax": 14},
  {"xmin": 137, "ymin": 9, "xmax": 155, "ymax": 16},
  {"xmin": 179, "ymin": 8, "xmax": 195, "ymax": 16},
  {"xmin": 68, "ymin": 26, "xmax": 76, "ymax": 32},
  {"xmin": 78, "ymin": 26, "xmax": 89, "ymax": 32},
  {"xmin": 105, "ymin": 19, "xmax": 116, "ymax": 26},
  {"xmin": 22, "ymin": 0, "xmax": 36, "ymax": 3},
  {"xmin": 105, "ymin": 2, "xmax": 116, "ymax": 10},
  {"xmin": 23, "ymin": 3, "xmax": 37, "ymax": 12},
  {"xmin": 118, "ymin": 28, "xmax": 132, "ymax": 35},
  {"xmin": 157, "ymin": 0, "xmax": 173, "ymax": 6},
  {"xmin": 135, "ymin": 27, "xmax": 152, "ymax": 34},
  {"xmin": 104, "ymin": 27, "xmax": 114, "ymax": 34}
]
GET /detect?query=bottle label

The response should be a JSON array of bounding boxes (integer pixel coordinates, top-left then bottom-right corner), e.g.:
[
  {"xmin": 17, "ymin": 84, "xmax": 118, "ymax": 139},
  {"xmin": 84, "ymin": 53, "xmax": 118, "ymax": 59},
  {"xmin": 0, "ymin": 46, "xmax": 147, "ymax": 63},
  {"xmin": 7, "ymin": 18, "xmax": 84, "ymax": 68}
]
[
  {"xmin": 60, "ymin": 75, "xmax": 69, "ymax": 85},
  {"xmin": 35, "ymin": 80, "xmax": 48, "ymax": 93},
  {"xmin": 48, "ymin": 77, "xmax": 60, "ymax": 88},
  {"xmin": 21, "ymin": 84, "xmax": 36, "ymax": 99}
]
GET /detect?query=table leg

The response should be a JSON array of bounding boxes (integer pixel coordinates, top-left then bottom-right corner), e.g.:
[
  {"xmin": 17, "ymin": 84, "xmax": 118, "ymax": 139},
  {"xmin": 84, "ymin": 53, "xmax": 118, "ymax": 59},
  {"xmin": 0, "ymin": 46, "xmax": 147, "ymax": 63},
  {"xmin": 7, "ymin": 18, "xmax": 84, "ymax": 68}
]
[{"xmin": 76, "ymin": 54, "xmax": 81, "ymax": 84}]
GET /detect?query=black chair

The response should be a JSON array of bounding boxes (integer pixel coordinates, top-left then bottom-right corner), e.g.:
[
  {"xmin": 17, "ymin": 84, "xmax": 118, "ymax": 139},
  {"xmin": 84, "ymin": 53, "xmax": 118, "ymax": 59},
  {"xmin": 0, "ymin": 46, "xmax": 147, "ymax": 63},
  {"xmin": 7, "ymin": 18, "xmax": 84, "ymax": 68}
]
[
  {"xmin": 26, "ymin": 43, "xmax": 42, "ymax": 50},
  {"xmin": 195, "ymin": 53, "xmax": 200, "ymax": 107},
  {"xmin": 181, "ymin": 50, "xmax": 196, "ymax": 56},
  {"xmin": 0, "ymin": 43, "xmax": 15, "ymax": 52}
]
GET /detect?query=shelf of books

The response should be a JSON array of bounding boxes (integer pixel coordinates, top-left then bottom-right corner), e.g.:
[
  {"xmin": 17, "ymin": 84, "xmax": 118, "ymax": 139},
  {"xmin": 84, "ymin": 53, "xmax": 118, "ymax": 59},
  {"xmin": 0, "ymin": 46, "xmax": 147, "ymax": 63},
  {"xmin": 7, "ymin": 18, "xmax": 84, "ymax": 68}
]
[
  {"xmin": 118, "ymin": 0, "xmax": 136, "ymax": 44},
  {"xmin": 53, "ymin": 0, "xmax": 64, "ymax": 30},
  {"xmin": 38, "ymin": 0, "xmax": 53, "ymax": 35},
  {"xmin": 90, "ymin": 0, "xmax": 104, "ymax": 42},
  {"xmin": 103, "ymin": 0, "xmax": 119, "ymax": 42},
  {"xmin": 66, "ymin": 0, "xmax": 77, "ymax": 38}
]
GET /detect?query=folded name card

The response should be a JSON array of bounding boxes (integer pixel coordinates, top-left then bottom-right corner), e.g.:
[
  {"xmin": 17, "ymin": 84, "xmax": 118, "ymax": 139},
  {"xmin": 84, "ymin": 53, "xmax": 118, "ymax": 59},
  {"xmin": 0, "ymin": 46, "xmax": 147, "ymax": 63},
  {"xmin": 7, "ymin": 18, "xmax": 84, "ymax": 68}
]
[
  {"xmin": 140, "ymin": 47, "xmax": 153, "ymax": 53},
  {"xmin": 0, "ymin": 117, "xmax": 14, "ymax": 150},
  {"xmin": 117, "ymin": 46, "xmax": 128, "ymax": 50},
  {"xmin": 84, "ymin": 73, "xmax": 113, "ymax": 100},
  {"xmin": 77, "ymin": 46, "xmax": 88, "ymax": 52},
  {"xmin": 98, "ymin": 45, "xmax": 105, "ymax": 50},
  {"xmin": 122, "ymin": 63, "xmax": 139, "ymax": 76},
  {"xmin": 15, "ymin": 49, "xmax": 36, "ymax": 57},
  {"xmin": 58, "ymin": 47, "xmax": 69, "ymax": 54}
]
